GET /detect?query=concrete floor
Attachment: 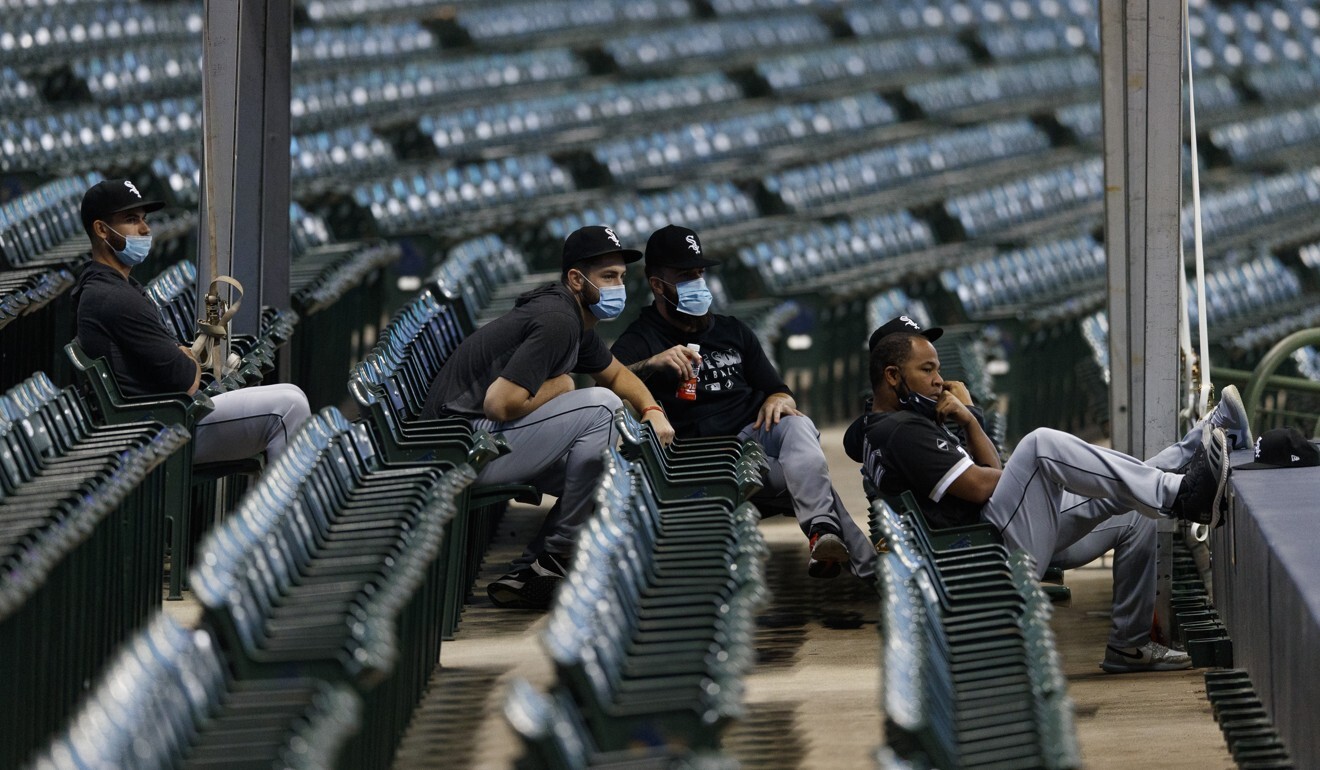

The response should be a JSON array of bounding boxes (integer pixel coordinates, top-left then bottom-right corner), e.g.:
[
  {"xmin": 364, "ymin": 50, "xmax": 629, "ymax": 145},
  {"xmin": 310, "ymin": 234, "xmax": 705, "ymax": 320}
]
[{"xmin": 162, "ymin": 425, "xmax": 1239, "ymax": 768}]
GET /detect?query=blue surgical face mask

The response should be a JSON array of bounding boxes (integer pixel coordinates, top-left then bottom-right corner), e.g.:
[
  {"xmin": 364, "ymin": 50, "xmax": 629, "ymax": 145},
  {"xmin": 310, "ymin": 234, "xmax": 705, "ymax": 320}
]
[
  {"xmin": 663, "ymin": 277, "xmax": 713, "ymax": 317},
  {"xmin": 584, "ymin": 277, "xmax": 626, "ymax": 320},
  {"xmin": 103, "ymin": 224, "xmax": 151, "ymax": 267}
]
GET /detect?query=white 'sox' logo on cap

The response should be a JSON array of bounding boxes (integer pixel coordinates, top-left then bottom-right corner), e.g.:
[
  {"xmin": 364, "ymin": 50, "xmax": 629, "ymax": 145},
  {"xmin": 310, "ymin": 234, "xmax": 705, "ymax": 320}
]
[
  {"xmin": 900, "ymin": 315, "xmax": 920, "ymax": 329},
  {"xmin": 604, "ymin": 228, "xmax": 621, "ymax": 247},
  {"xmin": 686, "ymin": 235, "xmax": 701, "ymax": 254},
  {"xmin": 124, "ymin": 181, "xmax": 142, "ymax": 198}
]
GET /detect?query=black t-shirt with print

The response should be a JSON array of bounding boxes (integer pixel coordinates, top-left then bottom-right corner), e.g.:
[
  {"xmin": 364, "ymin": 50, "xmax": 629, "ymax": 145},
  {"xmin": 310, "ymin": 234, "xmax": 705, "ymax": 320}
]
[
  {"xmin": 611, "ymin": 305, "xmax": 791, "ymax": 438},
  {"xmin": 843, "ymin": 409, "xmax": 987, "ymax": 529},
  {"xmin": 420, "ymin": 283, "xmax": 614, "ymax": 419}
]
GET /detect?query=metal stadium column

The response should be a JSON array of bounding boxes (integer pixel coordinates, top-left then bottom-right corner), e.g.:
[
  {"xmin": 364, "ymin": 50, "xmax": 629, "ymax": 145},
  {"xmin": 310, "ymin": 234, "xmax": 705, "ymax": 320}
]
[
  {"xmin": 1101, "ymin": 0, "xmax": 1183, "ymax": 640},
  {"xmin": 199, "ymin": 0, "xmax": 292, "ymax": 343}
]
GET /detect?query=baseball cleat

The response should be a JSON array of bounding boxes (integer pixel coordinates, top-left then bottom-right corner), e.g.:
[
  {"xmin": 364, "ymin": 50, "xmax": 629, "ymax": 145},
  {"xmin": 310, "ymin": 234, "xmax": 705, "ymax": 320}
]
[
  {"xmin": 1170, "ymin": 425, "xmax": 1230, "ymax": 528},
  {"xmin": 1208, "ymin": 384, "xmax": 1252, "ymax": 451}
]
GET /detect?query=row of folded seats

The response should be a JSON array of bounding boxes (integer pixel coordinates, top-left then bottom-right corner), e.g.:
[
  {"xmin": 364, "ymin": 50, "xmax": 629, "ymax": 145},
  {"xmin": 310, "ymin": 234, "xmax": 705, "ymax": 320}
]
[
  {"xmin": 30, "ymin": 406, "xmax": 493, "ymax": 770},
  {"xmin": 0, "ymin": 372, "xmax": 190, "ymax": 770},
  {"xmin": 506, "ymin": 411, "xmax": 769, "ymax": 768},
  {"xmin": 871, "ymin": 492, "xmax": 1079, "ymax": 770}
]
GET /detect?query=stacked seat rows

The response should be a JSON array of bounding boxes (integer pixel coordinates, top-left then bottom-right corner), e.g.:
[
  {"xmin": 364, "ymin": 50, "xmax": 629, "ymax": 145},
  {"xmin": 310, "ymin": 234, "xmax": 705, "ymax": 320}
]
[
  {"xmin": 540, "ymin": 181, "xmax": 759, "ymax": 248},
  {"xmin": 418, "ymin": 73, "xmax": 744, "ymax": 159},
  {"xmin": 873, "ymin": 495, "xmax": 1079, "ymax": 770},
  {"xmin": 0, "ymin": 4, "xmax": 202, "ymax": 67},
  {"xmin": 31, "ymin": 406, "xmax": 487, "ymax": 769},
  {"xmin": 0, "ymin": 97, "xmax": 201, "ymax": 175},
  {"xmin": 507, "ymin": 414, "xmax": 770, "ymax": 766},
  {"xmin": 604, "ymin": 13, "xmax": 832, "ymax": 72},
  {"xmin": 944, "ymin": 156, "xmax": 1105, "ymax": 240},
  {"xmin": 452, "ymin": 0, "xmax": 695, "ymax": 46},
  {"xmin": 737, "ymin": 211, "xmax": 936, "ymax": 293},
  {"xmin": 904, "ymin": 55, "xmax": 1099, "ymax": 118},
  {"xmin": 589, "ymin": 93, "xmax": 899, "ymax": 185},
  {"xmin": 941, "ymin": 235, "xmax": 1106, "ymax": 320},
  {"xmin": 0, "ymin": 372, "xmax": 190, "ymax": 769},
  {"xmin": 289, "ymin": 49, "xmax": 585, "ymax": 132},
  {"xmin": 34, "ymin": 613, "xmax": 362, "ymax": 770},
  {"xmin": 762, "ymin": 118, "xmax": 1052, "ymax": 214},
  {"xmin": 753, "ymin": 36, "xmax": 970, "ymax": 95},
  {"xmin": 428, "ymin": 234, "xmax": 531, "ymax": 330}
]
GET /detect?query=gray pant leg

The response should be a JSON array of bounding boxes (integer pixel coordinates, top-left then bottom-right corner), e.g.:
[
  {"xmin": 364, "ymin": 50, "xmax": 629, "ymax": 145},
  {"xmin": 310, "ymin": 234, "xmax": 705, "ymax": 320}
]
[
  {"xmin": 1051, "ymin": 509, "xmax": 1156, "ymax": 648},
  {"xmin": 193, "ymin": 384, "xmax": 311, "ymax": 464},
  {"xmin": 1147, "ymin": 424, "xmax": 1204, "ymax": 470},
  {"xmin": 473, "ymin": 387, "xmax": 621, "ymax": 561},
  {"xmin": 741, "ymin": 415, "xmax": 876, "ymax": 578},
  {"xmin": 981, "ymin": 428, "xmax": 1183, "ymax": 575}
]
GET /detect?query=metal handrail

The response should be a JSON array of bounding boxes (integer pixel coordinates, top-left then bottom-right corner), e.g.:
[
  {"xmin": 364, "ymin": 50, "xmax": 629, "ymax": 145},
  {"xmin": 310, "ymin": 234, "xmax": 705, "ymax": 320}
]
[{"xmin": 1220, "ymin": 327, "xmax": 1320, "ymax": 433}]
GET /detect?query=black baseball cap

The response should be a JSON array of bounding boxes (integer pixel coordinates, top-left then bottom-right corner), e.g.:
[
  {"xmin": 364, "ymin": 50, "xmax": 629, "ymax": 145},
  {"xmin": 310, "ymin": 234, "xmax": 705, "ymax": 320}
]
[
  {"xmin": 561, "ymin": 225, "xmax": 642, "ymax": 273},
  {"xmin": 868, "ymin": 315, "xmax": 944, "ymax": 350},
  {"xmin": 645, "ymin": 224, "xmax": 720, "ymax": 270},
  {"xmin": 1234, "ymin": 427, "xmax": 1320, "ymax": 470},
  {"xmin": 80, "ymin": 178, "xmax": 164, "ymax": 234}
]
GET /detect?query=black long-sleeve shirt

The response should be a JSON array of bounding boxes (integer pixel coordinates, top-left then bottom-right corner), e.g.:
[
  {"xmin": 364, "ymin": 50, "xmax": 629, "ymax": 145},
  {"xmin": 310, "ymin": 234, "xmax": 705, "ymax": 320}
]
[
  {"xmin": 611, "ymin": 305, "xmax": 791, "ymax": 438},
  {"xmin": 71, "ymin": 261, "xmax": 196, "ymax": 397}
]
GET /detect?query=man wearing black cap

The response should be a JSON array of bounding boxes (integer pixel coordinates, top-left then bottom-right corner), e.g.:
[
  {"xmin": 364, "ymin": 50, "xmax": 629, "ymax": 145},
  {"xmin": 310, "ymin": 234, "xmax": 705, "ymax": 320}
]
[
  {"xmin": 847, "ymin": 317, "xmax": 1258, "ymax": 672},
  {"xmin": 72, "ymin": 178, "xmax": 311, "ymax": 464},
  {"xmin": 420, "ymin": 224, "xmax": 674, "ymax": 609},
  {"xmin": 610, "ymin": 224, "xmax": 875, "ymax": 582}
]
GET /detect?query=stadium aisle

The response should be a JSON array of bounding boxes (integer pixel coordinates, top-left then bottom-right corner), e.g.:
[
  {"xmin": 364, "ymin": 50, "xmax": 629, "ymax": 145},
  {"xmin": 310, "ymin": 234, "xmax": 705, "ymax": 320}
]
[{"xmin": 391, "ymin": 425, "xmax": 1237, "ymax": 768}]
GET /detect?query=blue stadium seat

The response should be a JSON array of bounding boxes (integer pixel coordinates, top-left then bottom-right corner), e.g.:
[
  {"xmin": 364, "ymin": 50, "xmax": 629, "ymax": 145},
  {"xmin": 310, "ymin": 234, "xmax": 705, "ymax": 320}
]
[
  {"xmin": 292, "ymin": 21, "xmax": 439, "ymax": 69},
  {"xmin": 590, "ymin": 94, "xmax": 897, "ymax": 184},
  {"xmin": 350, "ymin": 154, "xmax": 575, "ymax": 237},
  {"xmin": 418, "ymin": 74, "xmax": 742, "ymax": 158},
  {"xmin": 764, "ymin": 118, "xmax": 1051, "ymax": 212},
  {"xmin": 605, "ymin": 14, "xmax": 832, "ymax": 71},
  {"xmin": 454, "ymin": 0, "xmax": 694, "ymax": 45},
  {"xmin": 755, "ymin": 37, "xmax": 970, "ymax": 95},
  {"xmin": 738, "ymin": 212, "xmax": 936, "ymax": 293},
  {"xmin": 940, "ymin": 235, "xmax": 1105, "ymax": 319},
  {"xmin": 904, "ymin": 55, "xmax": 1099, "ymax": 118},
  {"xmin": 291, "ymin": 123, "xmax": 396, "ymax": 186},
  {"xmin": 290, "ymin": 49, "xmax": 586, "ymax": 132},
  {"xmin": 943, "ymin": 157, "xmax": 1104, "ymax": 239},
  {"xmin": 543, "ymin": 181, "xmax": 759, "ymax": 245}
]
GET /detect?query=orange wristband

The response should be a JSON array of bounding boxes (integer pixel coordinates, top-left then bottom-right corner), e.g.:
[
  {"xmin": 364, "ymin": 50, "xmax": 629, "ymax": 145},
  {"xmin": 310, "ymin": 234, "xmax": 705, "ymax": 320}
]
[{"xmin": 641, "ymin": 405, "xmax": 665, "ymax": 418}]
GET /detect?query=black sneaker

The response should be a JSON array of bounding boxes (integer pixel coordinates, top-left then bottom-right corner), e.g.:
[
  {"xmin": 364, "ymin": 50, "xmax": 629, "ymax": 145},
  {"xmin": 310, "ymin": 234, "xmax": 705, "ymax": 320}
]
[
  {"xmin": 1170, "ymin": 425, "xmax": 1230, "ymax": 528},
  {"xmin": 807, "ymin": 523, "xmax": 849, "ymax": 579},
  {"xmin": 487, "ymin": 552, "xmax": 568, "ymax": 610}
]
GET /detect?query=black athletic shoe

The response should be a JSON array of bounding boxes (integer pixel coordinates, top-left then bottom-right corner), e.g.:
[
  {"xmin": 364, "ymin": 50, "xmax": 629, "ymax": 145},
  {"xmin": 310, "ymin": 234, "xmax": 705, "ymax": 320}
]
[
  {"xmin": 807, "ymin": 523, "xmax": 849, "ymax": 579},
  {"xmin": 1170, "ymin": 425, "xmax": 1230, "ymax": 528},
  {"xmin": 487, "ymin": 552, "xmax": 568, "ymax": 610}
]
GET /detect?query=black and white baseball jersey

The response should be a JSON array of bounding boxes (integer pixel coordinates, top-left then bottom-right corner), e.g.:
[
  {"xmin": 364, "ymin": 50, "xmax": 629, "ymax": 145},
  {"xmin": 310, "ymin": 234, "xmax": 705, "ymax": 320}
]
[{"xmin": 844, "ymin": 409, "xmax": 987, "ymax": 528}]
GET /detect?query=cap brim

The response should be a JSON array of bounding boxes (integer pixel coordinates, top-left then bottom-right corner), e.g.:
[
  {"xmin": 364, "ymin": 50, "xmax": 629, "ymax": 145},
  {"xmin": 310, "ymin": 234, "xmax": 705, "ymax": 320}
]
[
  {"xmin": 567, "ymin": 247, "xmax": 643, "ymax": 266},
  {"xmin": 655, "ymin": 255, "xmax": 720, "ymax": 269},
  {"xmin": 1233, "ymin": 461, "xmax": 1284, "ymax": 470},
  {"xmin": 923, "ymin": 327, "xmax": 944, "ymax": 342},
  {"xmin": 108, "ymin": 199, "xmax": 165, "ymax": 216}
]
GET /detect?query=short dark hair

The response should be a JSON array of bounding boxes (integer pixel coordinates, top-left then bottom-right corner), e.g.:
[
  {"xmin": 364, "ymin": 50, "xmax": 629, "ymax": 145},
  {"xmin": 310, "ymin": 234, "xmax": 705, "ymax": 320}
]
[
  {"xmin": 562, "ymin": 253, "xmax": 616, "ymax": 281},
  {"xmin": 869, "ymin": 332, "xmax": 922, "ymax": 389}
]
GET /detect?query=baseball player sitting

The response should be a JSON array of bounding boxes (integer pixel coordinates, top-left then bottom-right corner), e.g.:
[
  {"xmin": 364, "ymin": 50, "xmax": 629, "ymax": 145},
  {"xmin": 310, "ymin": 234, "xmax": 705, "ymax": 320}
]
[
  {"xmin": 611, "ymin": 225, "xmax": 875, "ymax": 582},
  {"xmin": 845, "ymin": 319, "xmax": 1251, "ymax": 673},
  {"xmin": 420, "ymin": 225, "xmax": 674, "ymax": 610}
]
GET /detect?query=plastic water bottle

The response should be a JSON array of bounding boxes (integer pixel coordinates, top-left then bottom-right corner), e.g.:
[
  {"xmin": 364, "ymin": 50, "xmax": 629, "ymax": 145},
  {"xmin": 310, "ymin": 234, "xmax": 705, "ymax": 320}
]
[{"xmin": 676, "ymin": 343, "xmax": 701, "ymax": 401}]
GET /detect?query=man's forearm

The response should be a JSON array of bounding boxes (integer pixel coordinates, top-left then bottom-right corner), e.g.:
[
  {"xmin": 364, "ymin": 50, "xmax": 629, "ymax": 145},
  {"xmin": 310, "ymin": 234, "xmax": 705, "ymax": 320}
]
[{"xmin": 961, "ymin": 418, "xmax": 1002, "ymax": 469}]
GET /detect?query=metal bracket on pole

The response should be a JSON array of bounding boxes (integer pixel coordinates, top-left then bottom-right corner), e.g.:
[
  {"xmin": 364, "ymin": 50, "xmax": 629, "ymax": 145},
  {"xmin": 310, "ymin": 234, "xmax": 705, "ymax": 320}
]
[
  {"xmin": 199, "ymin": 0, "xmax": 291, "ymax": 351},
  {"xmin": 1100, "ymin": 0, "xmax": 1184, "ymax": 641}
]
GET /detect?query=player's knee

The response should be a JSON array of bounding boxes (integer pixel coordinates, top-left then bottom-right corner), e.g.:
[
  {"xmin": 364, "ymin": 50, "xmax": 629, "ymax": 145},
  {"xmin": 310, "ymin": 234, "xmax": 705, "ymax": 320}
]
[{"xmin": 578, "ymin": 387, "xmax": 622, "ymax": 412}]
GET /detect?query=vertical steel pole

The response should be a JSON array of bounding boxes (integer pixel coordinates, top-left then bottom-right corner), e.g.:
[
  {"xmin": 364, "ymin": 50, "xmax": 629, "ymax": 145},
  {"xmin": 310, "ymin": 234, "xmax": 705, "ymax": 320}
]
[
  {"xmin": 199, "ymin": 0, "xmax": 291, "ymax": 342},
  {"xmin": 1101, "ymin": 0, "xmax": 1184, "ymax": 641}
]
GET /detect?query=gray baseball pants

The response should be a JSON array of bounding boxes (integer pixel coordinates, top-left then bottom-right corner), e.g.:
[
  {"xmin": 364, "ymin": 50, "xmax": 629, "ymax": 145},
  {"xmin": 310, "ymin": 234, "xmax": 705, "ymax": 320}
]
[
  {"xmin": 979, "ymin": 426, "xmax": 1202, "ymax": 647},
  {"xmin": 193, "ymin": 383, "xmax": 311, "ymax": 465},
  {"xmin": 473, "ymin": 387, "xmax": 622, "ymax": 566},
  {"xmin": 740, "ymin": 414, "xmax": 877, "ymax": 579}
]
